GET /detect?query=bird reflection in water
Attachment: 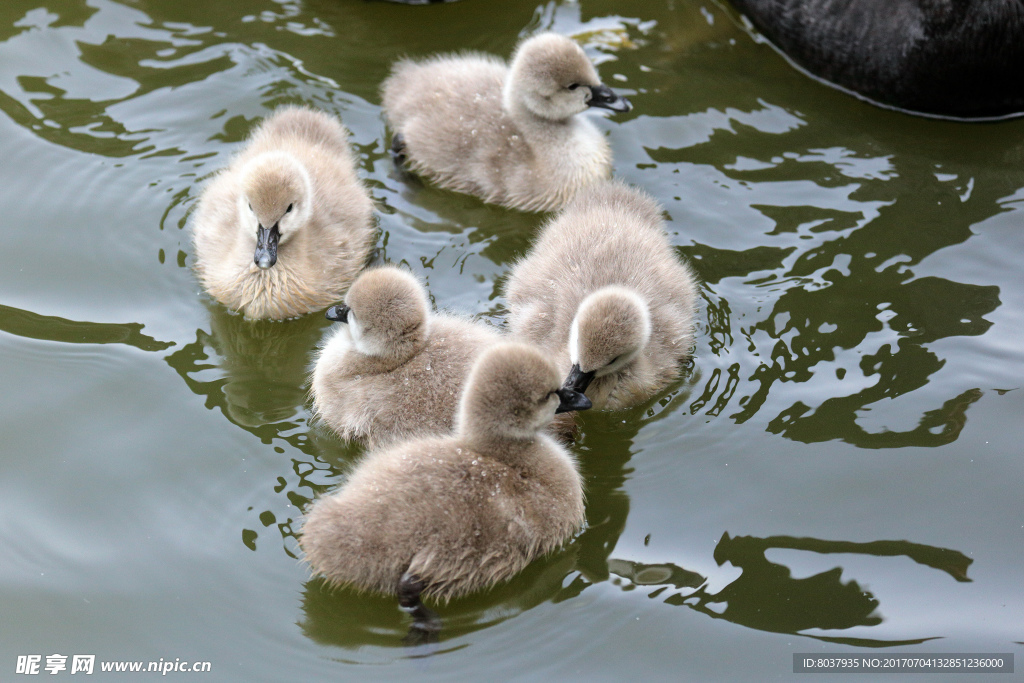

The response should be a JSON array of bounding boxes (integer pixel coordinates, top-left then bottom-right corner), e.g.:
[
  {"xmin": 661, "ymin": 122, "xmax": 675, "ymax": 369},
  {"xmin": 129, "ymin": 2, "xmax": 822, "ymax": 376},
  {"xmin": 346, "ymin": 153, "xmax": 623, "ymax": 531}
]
[
  {"xmin": 164, "ymin": 302, "xmax": 344, "ymax": 556},
  {"xmin": 166, "ymin": 302, "xmax": 330, "ymax": 429},
  {"xmin": 610, "ymin": 533, "xmax": 971, "ymax": 646}
]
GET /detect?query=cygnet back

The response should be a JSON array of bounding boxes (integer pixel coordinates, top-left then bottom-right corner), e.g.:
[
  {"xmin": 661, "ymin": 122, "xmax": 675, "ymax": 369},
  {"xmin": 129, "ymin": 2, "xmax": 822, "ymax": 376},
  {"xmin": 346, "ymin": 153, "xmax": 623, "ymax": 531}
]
[
  {"xmin": 311, "ymin": 266, "xmax": 502, "ymax": 448},
  {"xmin": 381, "ymin": 33, "xmax": 631, "ymax": 212},
  {"xmin": 505, "ymin": 180, "xmax": 699, "ymax": 409},
  {"xmin": 300, "ymin": 342, "xmax": 588, "ymax": 604},
  {"xmin": 192, "ymin": 106, "xmax": 375, "ymax": 319}
]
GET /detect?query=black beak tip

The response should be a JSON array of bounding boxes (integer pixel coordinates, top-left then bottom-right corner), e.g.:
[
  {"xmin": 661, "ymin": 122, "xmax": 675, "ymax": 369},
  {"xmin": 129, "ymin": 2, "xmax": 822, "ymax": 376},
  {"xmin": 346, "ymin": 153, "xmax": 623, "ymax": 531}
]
[
  {"xmin": 555, "ymin": 387, "xmax": 593, "ymax": 414},
  {"xmin": 325, "ymin": 305, "xmax": 349, "ymax": 323},
  {"xmin": 588, "ymin": 84, "xmax": 632, "ymax": 114}
]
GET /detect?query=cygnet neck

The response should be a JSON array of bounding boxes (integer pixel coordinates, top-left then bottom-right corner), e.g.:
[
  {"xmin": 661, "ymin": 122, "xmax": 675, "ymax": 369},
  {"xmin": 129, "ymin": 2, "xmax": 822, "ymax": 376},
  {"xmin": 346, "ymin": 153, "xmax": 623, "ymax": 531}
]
[
  {"xmin": 381, "ymin": 335, "xmax": 428, "ymax": 371},
  {"xmin": 350, "ymin": 321, "xmax": 429, "ymax": 373},
  {"xmin": 505, "ymin": 90, "xmax": 573, "ymax": 129},
  {"xmin": 458, "ymin": 421, "xmax": 539, "ymax": 465}
]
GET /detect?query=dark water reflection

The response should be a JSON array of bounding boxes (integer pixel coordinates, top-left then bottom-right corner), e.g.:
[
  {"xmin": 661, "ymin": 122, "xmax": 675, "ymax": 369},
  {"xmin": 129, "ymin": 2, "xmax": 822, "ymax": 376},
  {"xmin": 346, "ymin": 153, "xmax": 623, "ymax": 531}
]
[
  {"xmin": 163, "ymin": 303, "xmax": 346, "ymax": 557},
  {"xmin": 178, "ymin": 304, "xmax": 327, "ymax": 428},
  {"xmin": 611, "ymin": 533, "xmax": 971, "ymax": 646},
  {"xmin": 665, "ymin": 117, "xmax": 1014, "ymax": 447},
  {"xmin": 0, "ymin": 302, "xmax": 172, "ymax": 351}
]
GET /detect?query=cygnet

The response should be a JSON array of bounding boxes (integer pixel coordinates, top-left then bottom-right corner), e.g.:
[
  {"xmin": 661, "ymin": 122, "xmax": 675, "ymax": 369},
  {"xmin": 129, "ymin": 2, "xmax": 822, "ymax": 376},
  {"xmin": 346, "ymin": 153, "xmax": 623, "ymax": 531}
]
[
  {"xmin": 192, "ymin": 106, "xmax": 375, "ymax": 320},
  {"xmin": 310, "ymin": 265, "xmax": 502, "ymax": 448},
  {"xmin": 300, "ymin": 342, "xmax": 591, "ymax": 638},
  {"xmin": 505, "ymin": 180, "xmax": 699, "ymax": 409},
  {"xmin": 381, "ymin": 32, "xmax": 631, "ymax": 212}
]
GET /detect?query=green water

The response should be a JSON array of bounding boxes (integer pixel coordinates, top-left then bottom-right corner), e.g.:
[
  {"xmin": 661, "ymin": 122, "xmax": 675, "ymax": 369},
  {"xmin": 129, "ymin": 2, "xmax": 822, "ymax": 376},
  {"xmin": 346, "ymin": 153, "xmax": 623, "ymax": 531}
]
[{"xmin": 1, "ymin": 0, "xmax": 1022, "ymax": 680}]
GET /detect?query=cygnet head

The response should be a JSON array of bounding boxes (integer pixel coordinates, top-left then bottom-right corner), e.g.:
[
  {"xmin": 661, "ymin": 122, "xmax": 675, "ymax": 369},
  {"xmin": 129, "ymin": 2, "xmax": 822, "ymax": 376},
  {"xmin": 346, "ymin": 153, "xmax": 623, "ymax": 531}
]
[
  {"xmin": 238, "ymin": 151, "xmax": 314, "ymax": 270},
  {"xmin": 324, "ymin": 266, "xmax": 430, "ymax": 362},
  {"xmin": 564, "ymin": 286, "xmax": 652, "ymax": 394},
  {"xmin": 457, "ymin": 342, "xmax": 592, "ymax": 442},
  {"xmin": 504, "ymin": 33, "xmax": 631, "ymax": 121}
]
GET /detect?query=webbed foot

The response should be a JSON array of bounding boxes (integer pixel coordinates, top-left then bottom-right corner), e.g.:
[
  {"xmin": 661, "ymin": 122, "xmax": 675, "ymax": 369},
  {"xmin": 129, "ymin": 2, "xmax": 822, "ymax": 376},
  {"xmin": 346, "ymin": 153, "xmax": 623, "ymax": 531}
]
[{"xmin": 398, "ymin": 571, "xmax": 441, "ymax": 645}]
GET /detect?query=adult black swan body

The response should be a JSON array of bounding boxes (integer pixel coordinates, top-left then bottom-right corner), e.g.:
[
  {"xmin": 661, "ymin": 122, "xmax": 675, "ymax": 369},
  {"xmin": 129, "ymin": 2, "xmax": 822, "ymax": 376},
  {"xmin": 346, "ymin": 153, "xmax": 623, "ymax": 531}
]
[{"xmin": 729, "ymin": 0, "xmax": 1024, "ymax": 119}]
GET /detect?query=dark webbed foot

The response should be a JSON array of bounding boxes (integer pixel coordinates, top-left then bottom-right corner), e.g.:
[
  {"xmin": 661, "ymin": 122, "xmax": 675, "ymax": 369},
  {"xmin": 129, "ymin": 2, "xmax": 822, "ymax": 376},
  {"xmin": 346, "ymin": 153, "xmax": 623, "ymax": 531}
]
[
  {"xmin": 398, "ymin": 571, "xmax": 441, "ymax": 645},
  {"xmin": 389, "ymin": 132, "xmax": 407, "ymax": 166}
]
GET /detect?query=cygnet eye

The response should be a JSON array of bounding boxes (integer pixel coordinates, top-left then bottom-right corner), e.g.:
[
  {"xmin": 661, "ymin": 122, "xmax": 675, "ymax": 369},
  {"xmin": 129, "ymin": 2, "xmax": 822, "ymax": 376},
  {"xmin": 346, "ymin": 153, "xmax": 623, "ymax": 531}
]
[
  {"xmin": 247, "ymin": 202, "xmax": 254, "ymax": 212},
  {"xmin": 567, "ymin": 83, "xmax": 580, "ymax": 91},
  {"xmin": 286, "ymin": 203, "xmax": 294, "ymax": 214},
  {"xmin": 608, "ymin": 355, "xmax": 622, "ymax": 366}
]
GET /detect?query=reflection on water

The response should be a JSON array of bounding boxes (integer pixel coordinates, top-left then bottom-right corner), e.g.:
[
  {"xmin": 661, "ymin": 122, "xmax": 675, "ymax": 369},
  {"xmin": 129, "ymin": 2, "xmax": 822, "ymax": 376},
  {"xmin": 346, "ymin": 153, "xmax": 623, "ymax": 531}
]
[
  {"xmin": 0, "ymin": 302, "xmax": 172, "ymax": 351},
  {"xmin": 384, "ymin": 177, "xmax": 543, "ymax": 271},
  {"xmin": 183, "ymin": 303, "xmax": 326, "ymax": 428},
  {"xmin": 610, "ymin": 532, "xmax": 972, "ymax": 647},
  {"xmin": 572, "ymin": 416, "xmax": 643, "ymax": 585},
  {"xmin": 163, "ymin": 302, "xmax": 346, "ymax": 556},
  {"xmin": 665, "ymin": 121, "xmax": 1012, "ymax": 447}
]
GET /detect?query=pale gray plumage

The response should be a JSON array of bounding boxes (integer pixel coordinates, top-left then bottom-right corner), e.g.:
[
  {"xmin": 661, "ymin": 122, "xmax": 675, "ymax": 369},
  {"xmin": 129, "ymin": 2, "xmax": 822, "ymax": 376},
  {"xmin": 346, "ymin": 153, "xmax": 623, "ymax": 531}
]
[
  {"xmin": 310, "ymin": 266, "xmax": 501, "ymax": 449},
  {"xmin": 300, "ymin": 342, "xmax": 587, "ymax": 601},
  {"xmin": 505, "ymin": 180, "xmax": 699, "ymax": 409},
  {"xmin": 381, "ymin": 32, "xmax": 630, "ymax": 212},
  {"xmin": 192, "ymin": 106, "xmax": 375, "ymax": 320}
]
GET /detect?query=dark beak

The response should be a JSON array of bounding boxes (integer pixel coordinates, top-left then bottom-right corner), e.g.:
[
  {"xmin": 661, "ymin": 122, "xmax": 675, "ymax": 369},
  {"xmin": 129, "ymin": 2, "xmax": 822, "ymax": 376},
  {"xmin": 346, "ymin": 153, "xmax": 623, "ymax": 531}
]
[
  {"xmin": 555, "ymin": 387, "xmax": 592, "ymax": 414},
  {"xmin": 254, "ymin": 224, "xmax": 280, "ymax": 269},
  {"xmin": 588, "ymin": 84, "xmax": 631, "ymax": 113},
  {"xmin": 562, "ymin": 363, "xmax": 596, "ymax": 395},
  {"xmin": 325, "ymin": 304, "xmax": 350, "ymax": 323}
]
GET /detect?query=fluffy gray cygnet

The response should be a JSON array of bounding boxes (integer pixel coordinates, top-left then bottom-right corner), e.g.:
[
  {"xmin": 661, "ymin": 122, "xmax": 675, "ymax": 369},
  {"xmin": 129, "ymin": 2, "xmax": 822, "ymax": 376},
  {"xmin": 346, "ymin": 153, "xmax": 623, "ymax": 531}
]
[
  {"xmin": 505, "ymin": 180, "xmax": 699, "ymax": 409},
  {"xmin": 192, "ymin": 106, "xmax": 375, "ymax": 319},
  {"xmin": 300, "ymin": 342, "xmax": 590, "ymax": 638},
  {"xmin": 381, "ymin": 32, "xmax": 631, "ymax": 212},
  {"xmin": 310, "ymin": 266, "xmax": 501, "ymax": 448}
]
